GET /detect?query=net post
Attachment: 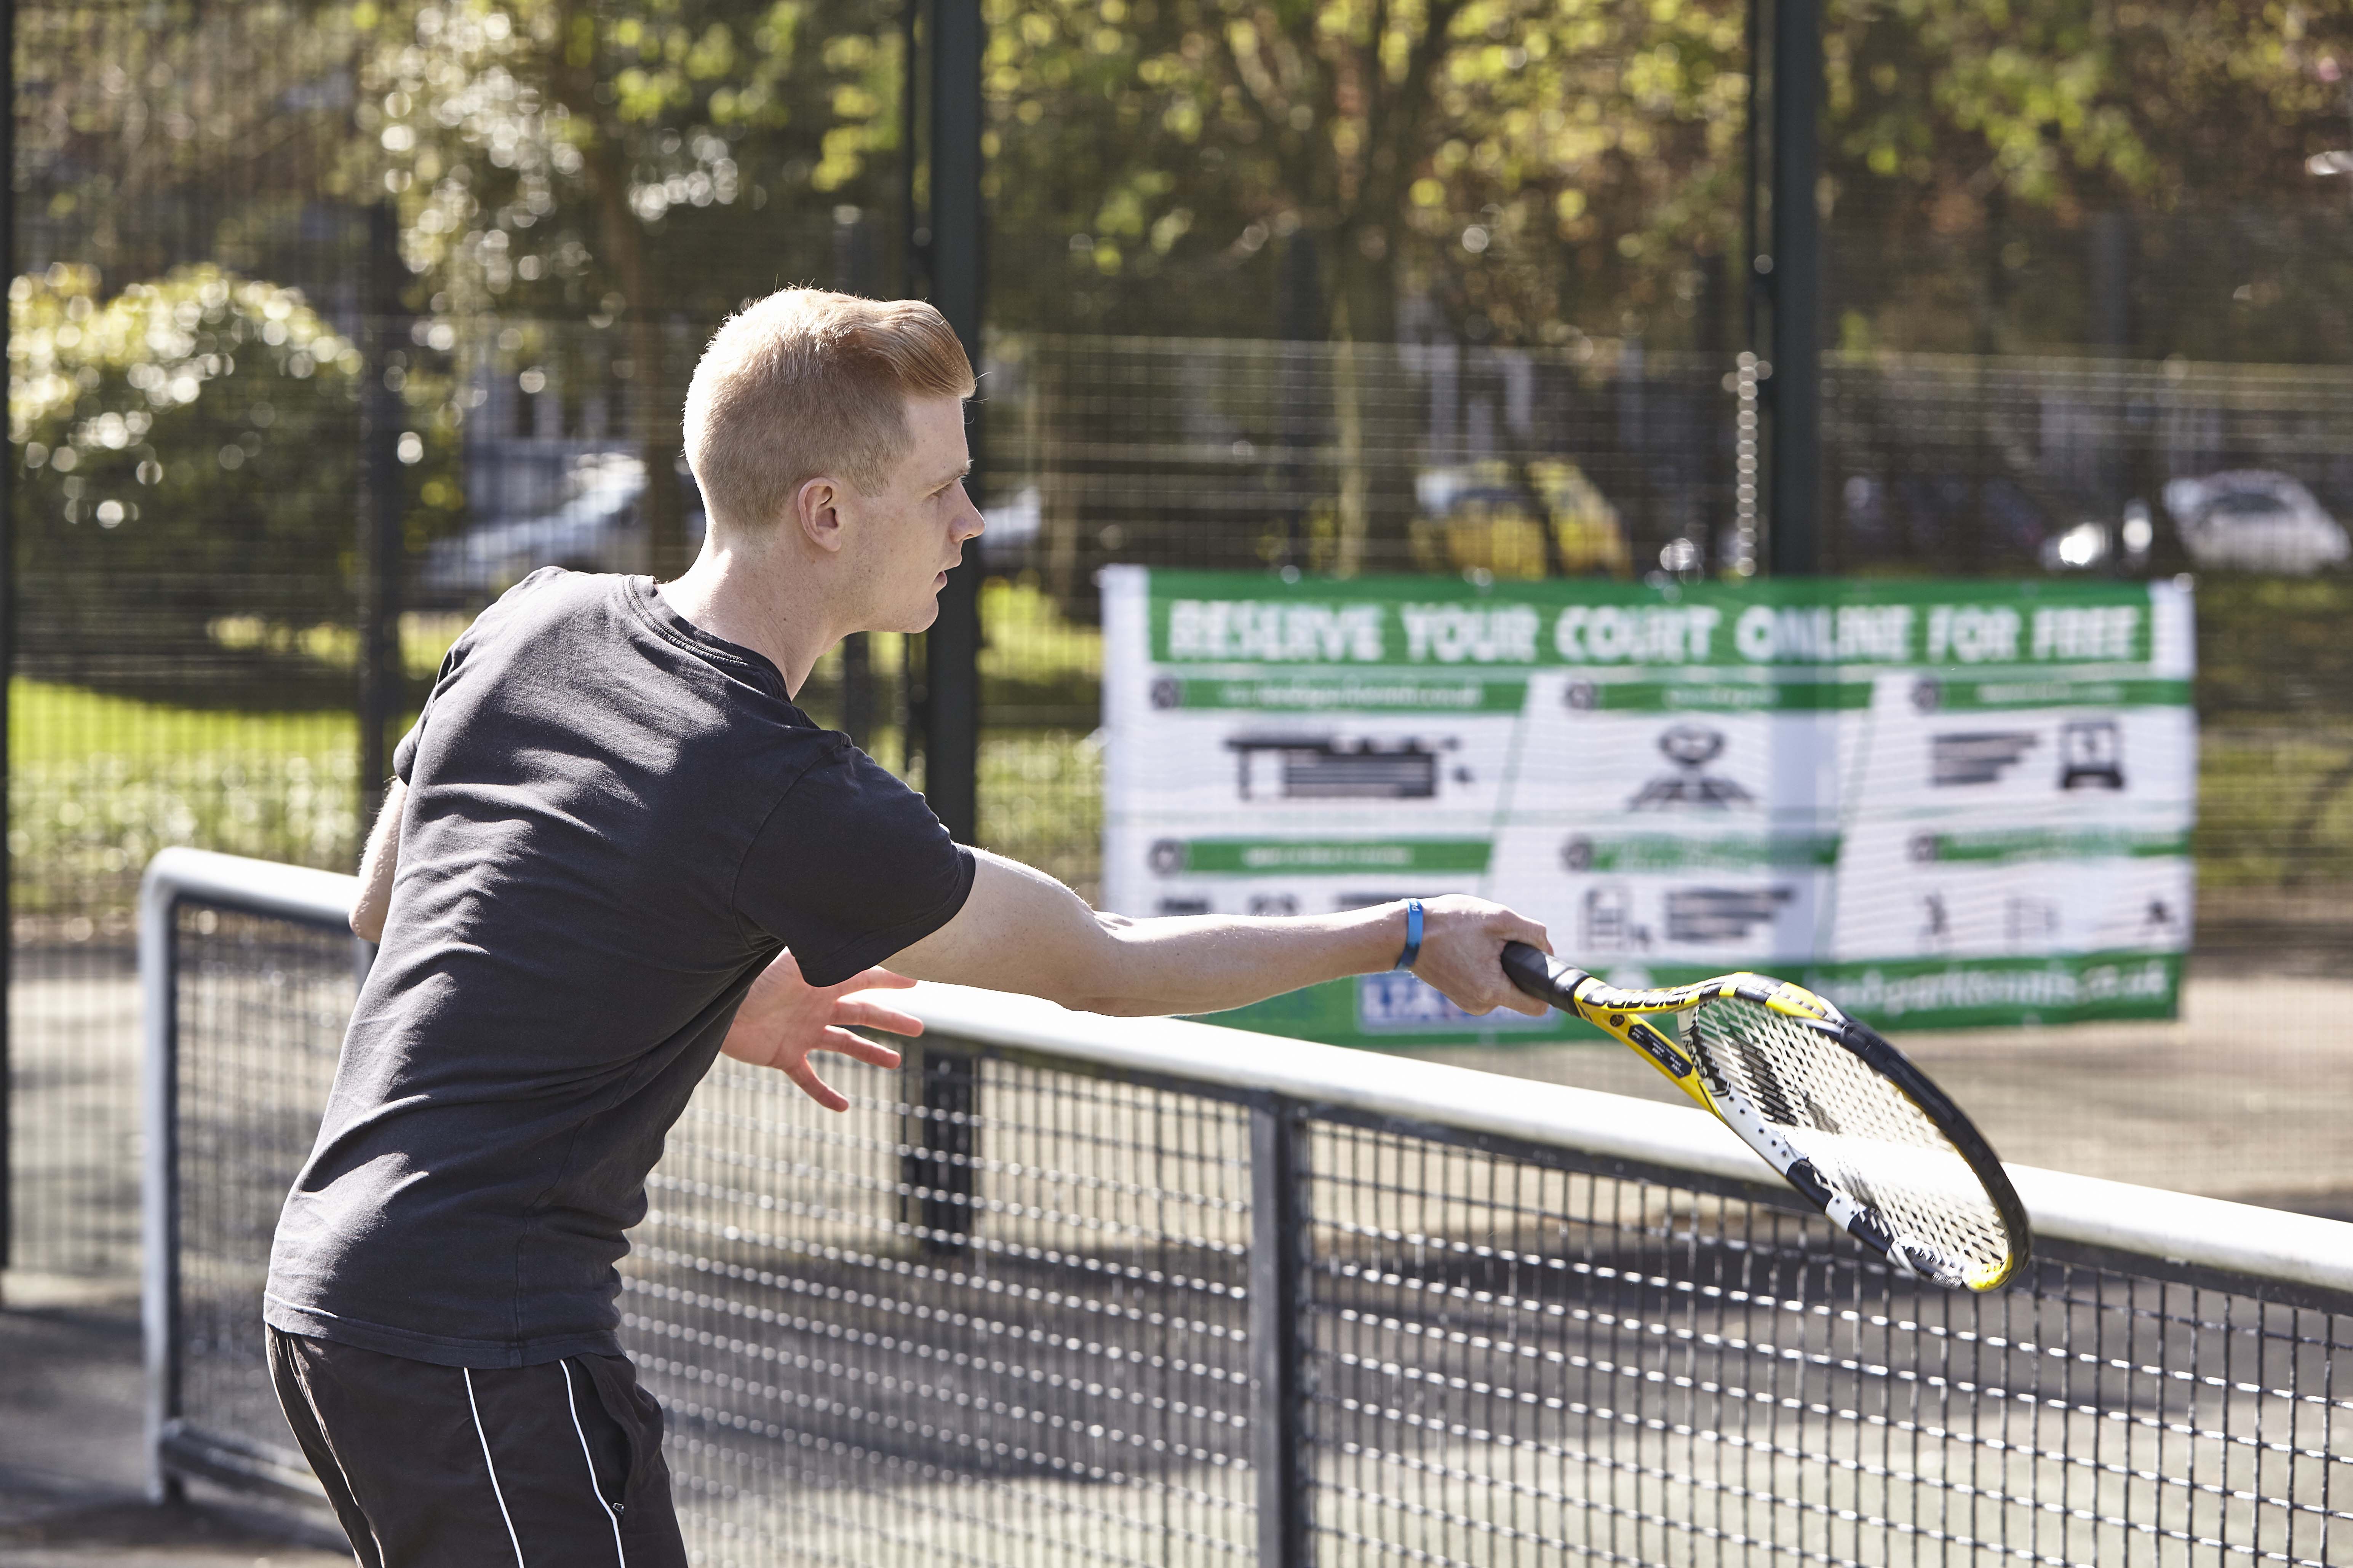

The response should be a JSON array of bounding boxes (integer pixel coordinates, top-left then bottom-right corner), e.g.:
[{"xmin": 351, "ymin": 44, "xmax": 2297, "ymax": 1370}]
[
  {"xmin": 832, "ymin": 206, "xmax": 878, "ymax": 750},
  {"xmin": 1765, "ymin": 0, "xmax": 1822, "ymax": 573},
  {"xmin": 902, "ymin": 1042, "xmax": 977, "ymax": 1257},
  {"xmin": 920, "ymin": 0, "xmax": 983, "ymax": 841},
  {"xmin": 0, "ymin": 0, "xmax": 15, "ymax": 1286},
  {"xmin": 911, "ymin": 0, "xmax": 986, "ymax": 1261},
  {"xmin": 1250, "ymin": 1099, "xmax": 1312, "ymax": 1568},
  {"xmin": 357, "ymin": 200, "xmax": 408, "ymax": 829},
  {"xmin": 137, "ymin": 878, "xmax": 185, "ymax": 1504}
]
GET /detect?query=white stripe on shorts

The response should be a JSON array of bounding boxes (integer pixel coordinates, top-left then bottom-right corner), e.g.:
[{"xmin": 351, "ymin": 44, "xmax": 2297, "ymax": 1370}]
[
  {"xmin": 562, "ymin": 1359, "xmax": 629, "ymax": 1567},
  {"xmin": 462, "ymin": 1367, "xmax": 529, "ymax": 1568}
]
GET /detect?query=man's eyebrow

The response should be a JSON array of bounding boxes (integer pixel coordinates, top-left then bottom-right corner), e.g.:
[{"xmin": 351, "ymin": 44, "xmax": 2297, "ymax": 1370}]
[{"xmin": 928, "ymin": 461, "xmax": 973, "ymax": 488}]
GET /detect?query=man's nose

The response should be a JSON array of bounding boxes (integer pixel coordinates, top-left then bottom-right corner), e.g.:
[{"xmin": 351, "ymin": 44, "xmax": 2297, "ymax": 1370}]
[{"xmin": 955, "ymin": 487, "xmax": 985, "ymax": 541}]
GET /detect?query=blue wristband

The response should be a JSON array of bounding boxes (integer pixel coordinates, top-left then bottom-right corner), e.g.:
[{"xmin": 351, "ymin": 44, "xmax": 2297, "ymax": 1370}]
[{"xmin": 1395, "ymin": 898, "xmax": 1424, "ymax": 971}]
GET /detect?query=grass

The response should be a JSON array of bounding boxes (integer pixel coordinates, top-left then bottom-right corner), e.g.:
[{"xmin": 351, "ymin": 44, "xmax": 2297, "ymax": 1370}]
[
  {"xmin": 10, "ymin": 680, "xmax": 358, "ymax": 765},
  {"xmin": 10, "ymin": 678, "xmax": 364, "ymax": 923},
  {"xmin": 980, "ymin": 728, "xmax": 1105, "ymax": 902}
]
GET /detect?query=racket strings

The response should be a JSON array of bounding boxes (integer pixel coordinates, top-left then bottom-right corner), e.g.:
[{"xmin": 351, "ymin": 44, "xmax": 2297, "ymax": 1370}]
[{"xmin": 1686, "ymin": 998, "xmax": 2015, "ymax": 1281}]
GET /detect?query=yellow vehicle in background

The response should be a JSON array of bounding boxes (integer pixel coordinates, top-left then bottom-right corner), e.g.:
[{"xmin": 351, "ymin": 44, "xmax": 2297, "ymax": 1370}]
[{"xmin": 1412, "ymin": 459, "xmax": 1632, "ymax": 578}]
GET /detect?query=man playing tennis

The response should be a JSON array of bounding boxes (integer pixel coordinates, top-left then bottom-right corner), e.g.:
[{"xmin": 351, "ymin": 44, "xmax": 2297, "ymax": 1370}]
[{"xmin": 263, "ymin": 287, "xmax": 1551, "ymax": 1567}]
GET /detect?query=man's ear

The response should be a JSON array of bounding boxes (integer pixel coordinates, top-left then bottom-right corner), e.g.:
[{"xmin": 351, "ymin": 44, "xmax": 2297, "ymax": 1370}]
[{"xmin": 795, "ymin": 476, "xmax": 848, "ymax": 554}]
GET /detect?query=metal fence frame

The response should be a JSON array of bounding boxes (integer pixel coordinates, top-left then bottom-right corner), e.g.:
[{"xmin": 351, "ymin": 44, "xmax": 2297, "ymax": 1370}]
[{"xmin": 141, "ymin": 847, "xmax": 2353, "ymax": 1560}]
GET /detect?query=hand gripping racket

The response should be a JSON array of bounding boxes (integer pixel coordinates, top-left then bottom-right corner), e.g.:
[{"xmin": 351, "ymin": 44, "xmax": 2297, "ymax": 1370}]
[{"xmin": 1501, "ymin": 942, "xmax": 2030, "ymax": 1290}]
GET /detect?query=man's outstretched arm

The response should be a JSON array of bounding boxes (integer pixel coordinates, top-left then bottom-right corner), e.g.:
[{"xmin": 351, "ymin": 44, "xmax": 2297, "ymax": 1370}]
[
  {"xmin": 350, "ymin": 778, "xmax": 406, "ymax": 944},
  {"xmin": 887, "ymin": 849, "xmax": 1551, "ymax": 1018}
]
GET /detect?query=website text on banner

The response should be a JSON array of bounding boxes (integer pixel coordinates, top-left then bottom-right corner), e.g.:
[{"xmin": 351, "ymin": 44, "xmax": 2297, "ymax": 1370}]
[{"xmin": 1101, "ymin": 568, "xmax": 2195, "ymax": 1044}]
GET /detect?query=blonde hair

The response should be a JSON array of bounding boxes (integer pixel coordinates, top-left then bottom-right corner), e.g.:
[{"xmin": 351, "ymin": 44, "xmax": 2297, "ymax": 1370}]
[{"xmin": 683, "ymin": 288, "xmax": 975, "ymax": 532}]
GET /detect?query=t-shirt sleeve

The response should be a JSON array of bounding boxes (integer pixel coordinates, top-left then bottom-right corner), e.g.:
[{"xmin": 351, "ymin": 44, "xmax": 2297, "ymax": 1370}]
[
  {"xmin": 391, "ymin": 639, "xmax": 466, "ymax": 785},
  {"xmin": 392, "ymin": 568, "xmax": 565, "ymax": 785},
  {"xmin": 735, "ymin": 742, "xmax": 978, "ymax": 987}
]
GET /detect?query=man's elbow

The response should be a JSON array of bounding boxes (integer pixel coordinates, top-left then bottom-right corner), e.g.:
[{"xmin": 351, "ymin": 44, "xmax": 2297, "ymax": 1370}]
[
  {"xmin": 350, "ymin": 906, "xmax": 385, "ymax": 945},
  {"xmin": 1052, "ymin": 993, "xmax": 1171, "ymax": 1019},
  {"xmin": 1058, "ymin": 1000, "xmax": 1172, "ymax": 1019}
]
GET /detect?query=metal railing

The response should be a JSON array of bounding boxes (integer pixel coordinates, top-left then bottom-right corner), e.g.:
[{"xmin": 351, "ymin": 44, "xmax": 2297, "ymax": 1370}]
[{"xmin": 143, "ymin": 848, "xmax": 2353, "ymax": 1566}]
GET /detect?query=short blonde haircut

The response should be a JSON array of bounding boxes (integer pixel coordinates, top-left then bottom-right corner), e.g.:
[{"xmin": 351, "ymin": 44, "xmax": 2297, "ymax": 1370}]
[{"xmin": 683, "ymin": 288, "xmax": 975, "ymax": 531}]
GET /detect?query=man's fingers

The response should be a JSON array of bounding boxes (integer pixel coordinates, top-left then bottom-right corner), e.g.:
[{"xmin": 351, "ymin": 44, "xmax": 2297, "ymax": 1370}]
[
  {"xmin": 833, "ymin": 997, "xmax": 923, "ymax": 1037},
  {"xmin": 776, "ymin": 1030, "xmax": 900, "ymax": 1113},
  {"xmin": 818, "ymin": 1027, "xmax": 903, "ymax": 1069},
  {"xmin": 781, "ymin": 1054, "xmax": 850, "ymax": 1114},
  {"xmin": 1487, "ymin": 911, "xmax": 1552, "ymax": 956},
  {"xmin": 1499, "ymin": 988, "xmax": 1550, "ymax": 1017}
]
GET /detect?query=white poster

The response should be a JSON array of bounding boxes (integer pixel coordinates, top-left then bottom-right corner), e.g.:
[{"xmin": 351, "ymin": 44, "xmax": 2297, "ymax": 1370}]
[{"xmin": 1101, "ymin": 568, "xmax": 2195, "ymax": 1044}]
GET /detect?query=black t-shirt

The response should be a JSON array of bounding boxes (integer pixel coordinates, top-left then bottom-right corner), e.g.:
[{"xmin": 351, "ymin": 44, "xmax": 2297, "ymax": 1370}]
[{"xmin": 264, "ymin": 570, "xmax": 975, "ymax": 1368}]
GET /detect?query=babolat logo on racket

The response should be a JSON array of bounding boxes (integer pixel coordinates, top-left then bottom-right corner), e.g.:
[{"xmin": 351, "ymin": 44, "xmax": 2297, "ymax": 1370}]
[{"xmin": 1616, "ymin": 1017, "xmax": 1694, "ymax": 1078}]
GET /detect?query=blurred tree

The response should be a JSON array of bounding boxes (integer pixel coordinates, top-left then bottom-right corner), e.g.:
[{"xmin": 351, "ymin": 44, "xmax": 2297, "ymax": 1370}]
[
  {"xmin": 949, "ymin": 0, "xmax": 1752, "ymax": 346},
  {"xmin": 8, "ymin": 265, "xmax": 378, "ymax": 703},
  {"xmin": 1824, "ymin": 0, "xmax": 2353, "ymax": 359},
  {"xmin": 345, "ymin": 1, "xmax": 911, "ymax": 574},
  {"xmin": 27, "ymin": 0, "xmax": 2346, "ymax": 359}
]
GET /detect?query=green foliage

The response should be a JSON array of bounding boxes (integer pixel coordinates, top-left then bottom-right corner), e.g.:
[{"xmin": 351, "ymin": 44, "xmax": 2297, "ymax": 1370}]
[
  {"xmin": 27, "ymin": 1, "xmax": 2347, "ymax": 353},
  {"xmin": 968, "ymin": 0, "xmax": 1752, "ymax": 341},
  {"xmin": 11, "ymin": 265, "xmax": 366, "ymax": 653},
  {"xmin": 10, "ymin": 262, "xmax": 473, "ymax": 705},
  {"xmin": 354, "ymin": 0, "xmax": 902, "ymax": 320},
  {"xmin": 978, "ymin": 576, "xmax": 1103, "ymax": 713}
]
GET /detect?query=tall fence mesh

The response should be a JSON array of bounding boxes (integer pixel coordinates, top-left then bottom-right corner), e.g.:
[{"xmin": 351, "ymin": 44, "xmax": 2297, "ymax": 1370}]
[
  {"xmin": 158, "ymin": 891, "xmax": 2353, "ymax": 1567},
  {"xmin": 18, "ymin": 327, "xmax": 2353, "ymax": 1278},
  {"xmin": 14, "ymin": 0, "xmax": 2353, "ymax": 1295}
]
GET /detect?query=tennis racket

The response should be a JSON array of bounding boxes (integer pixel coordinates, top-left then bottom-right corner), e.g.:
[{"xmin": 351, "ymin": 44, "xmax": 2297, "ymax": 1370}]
[{"xmin": 1501, "ymin": 942, "xmax": 2030, "ymax": 1291}]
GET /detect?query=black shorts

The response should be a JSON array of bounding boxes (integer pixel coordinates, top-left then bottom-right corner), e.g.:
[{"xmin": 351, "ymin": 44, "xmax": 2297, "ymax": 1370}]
[{"xmin": 267, "ymin": 1326, "xmax": 688, "ymax": 1568}]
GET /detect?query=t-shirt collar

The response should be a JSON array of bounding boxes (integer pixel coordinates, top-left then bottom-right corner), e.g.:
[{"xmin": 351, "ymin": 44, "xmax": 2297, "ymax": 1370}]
[{"xmin": 620, "ymin": 575, "xmax": 793, "ymax": 700}]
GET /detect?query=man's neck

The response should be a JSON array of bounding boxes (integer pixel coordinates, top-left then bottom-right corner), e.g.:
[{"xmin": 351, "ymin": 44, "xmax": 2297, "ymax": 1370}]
[{"xmin": 657, "ymin": 541, "xmax": 839, "ymax": 698}]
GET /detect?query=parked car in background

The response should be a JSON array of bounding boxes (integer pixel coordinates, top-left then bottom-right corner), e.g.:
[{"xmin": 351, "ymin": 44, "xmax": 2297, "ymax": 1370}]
[
  {"xmin": 422, "ymin": 452, "xmax": 706, "ymax": 598},
  {"xmin": 2162, "ymin": 470, "xmax": 2348, "ymax": 575}
]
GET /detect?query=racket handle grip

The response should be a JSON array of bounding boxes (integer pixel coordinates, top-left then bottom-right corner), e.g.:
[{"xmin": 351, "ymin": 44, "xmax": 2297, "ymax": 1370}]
[{"xmin": 1501, "ymin": 941, "xmax": 1591, "ymax": 1011}]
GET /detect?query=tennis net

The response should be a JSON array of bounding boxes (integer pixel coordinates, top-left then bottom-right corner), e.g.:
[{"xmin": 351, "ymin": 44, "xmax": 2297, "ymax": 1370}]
[{"xmin": 144, "ymin": 849, "xmax": 2353, "ymax": 1567}]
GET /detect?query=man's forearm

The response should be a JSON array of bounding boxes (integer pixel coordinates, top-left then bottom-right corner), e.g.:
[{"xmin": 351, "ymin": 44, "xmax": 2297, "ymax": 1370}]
[
  {"xmin": 1068, "ymin": 904, "xmax": 1407, "ymax": 1016},
  {"xmin": 890, "ymin": 851, "xmax": 1405, "ymax": 1014},
  {"xmin": 889, "ymin": 851, "xmax": 1547, "ymax": 1020}
]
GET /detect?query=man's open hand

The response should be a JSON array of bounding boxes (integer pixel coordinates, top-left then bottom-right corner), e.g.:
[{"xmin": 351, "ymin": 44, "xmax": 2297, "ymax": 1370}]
[{"xmin": 719, "ymin": 951, "xmax": 921, "ymax": 1112}]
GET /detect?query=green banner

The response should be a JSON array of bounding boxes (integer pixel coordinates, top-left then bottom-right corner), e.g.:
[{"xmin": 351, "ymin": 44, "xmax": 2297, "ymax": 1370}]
[
  {"xmin": 1175, "ymin": 838, "xmax": 1494, "ymax": 875},
  {"xmin": 1923, "ymin": 677, "xmax": 2192, "ymax": 711},
  {"xmin": 1573, "ymin": 679, "xmax": 1872, "ymax": 712},
  {"xmin": 1150, "ymin": 573, "xmax": 2160, "ymax": 671},
  {"xmin": 1562, "ymin": 833, "xmax": 1843, "ymax": 872},
  {"xmin": 1108, "ymin": 567, "xmax": 2194, "ymax": 1042},
  {"xmin": 1794, "ymin": 952, "xmax": 2184, "ymax": 1030},
  {"xmin": 1171, "ymin": 675, "xmax": 1529, "ymax": 712},
  {"xmin": 1917, "ymin": 827, "xmax": 2191, "ymax": 863},
  {"xmin": 1202, "ymin": 951, "xmax": 2185, "ymax": 1046}
]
